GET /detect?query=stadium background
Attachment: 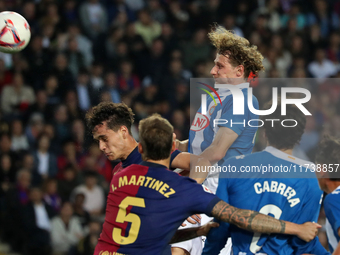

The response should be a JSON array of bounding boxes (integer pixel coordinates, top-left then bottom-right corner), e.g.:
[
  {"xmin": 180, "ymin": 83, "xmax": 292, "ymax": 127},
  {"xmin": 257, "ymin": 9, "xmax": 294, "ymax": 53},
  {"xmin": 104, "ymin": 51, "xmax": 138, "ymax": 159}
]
[{"xmin": 0, "ymin": 0, "xmax": 339, "ymax": 254}]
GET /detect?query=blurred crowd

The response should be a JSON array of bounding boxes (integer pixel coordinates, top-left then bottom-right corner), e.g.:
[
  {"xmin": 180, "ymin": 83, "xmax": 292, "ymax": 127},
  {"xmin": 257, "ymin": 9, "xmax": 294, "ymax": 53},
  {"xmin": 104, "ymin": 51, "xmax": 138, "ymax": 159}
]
[{"xmin": 0, "ymin": 0, "xmax": 339, "ymax": 254}]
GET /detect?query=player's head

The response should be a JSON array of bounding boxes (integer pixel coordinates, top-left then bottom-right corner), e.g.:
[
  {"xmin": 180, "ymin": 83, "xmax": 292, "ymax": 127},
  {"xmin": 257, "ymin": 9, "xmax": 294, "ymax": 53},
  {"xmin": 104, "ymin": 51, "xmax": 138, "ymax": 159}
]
[
  {"xmin": 85, "ymin": 102, "xmax": 135, "ymax": 161},
  {"xmin": 315, "ymin": 135, "xmax": 340, "ymax": 193},
  {"xmin": 263, "ymin": 100, "xmax": 306, "ymax": 150},
  {"xmin": 138, "ymin": 114, "xmax": 175, "ymax": 162},
  {"xmin": 208, "ymin": 25, "xmax": 264, "ymax": 84}
]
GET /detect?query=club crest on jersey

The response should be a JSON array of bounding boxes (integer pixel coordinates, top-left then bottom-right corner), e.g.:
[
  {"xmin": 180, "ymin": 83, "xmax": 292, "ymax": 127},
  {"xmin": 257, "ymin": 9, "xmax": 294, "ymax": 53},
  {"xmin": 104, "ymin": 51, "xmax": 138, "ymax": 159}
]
[
  {"xmin": 209, "ymin": 105, "xmax": 216, "ymax": 115},
  {"xmin": 190, "ymin": 113, "xmax": 209, "ymax": 131}
]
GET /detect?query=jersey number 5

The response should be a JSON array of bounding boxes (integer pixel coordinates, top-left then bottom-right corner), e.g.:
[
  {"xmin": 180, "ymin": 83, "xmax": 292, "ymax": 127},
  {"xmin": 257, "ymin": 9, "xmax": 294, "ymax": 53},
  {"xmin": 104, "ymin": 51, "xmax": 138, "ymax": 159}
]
[
  {"xmin": 249, "ymin": 204, "xmax": 282, "ymax": 254},
  {"xmin": 112, "ymin": 196, "xmax": 146, "ymax": 245}
]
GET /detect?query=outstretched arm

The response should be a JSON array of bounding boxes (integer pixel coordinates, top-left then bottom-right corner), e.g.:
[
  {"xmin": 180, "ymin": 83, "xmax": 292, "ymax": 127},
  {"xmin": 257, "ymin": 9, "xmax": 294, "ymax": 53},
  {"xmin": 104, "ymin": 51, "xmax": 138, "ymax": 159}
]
[
  {"xmin": 169, "ymin": 221, "xmax": 219, "ymax": 244},
  {"xmin": 211, "ymin": 200, "xmax": 320, "ymax": 242}
]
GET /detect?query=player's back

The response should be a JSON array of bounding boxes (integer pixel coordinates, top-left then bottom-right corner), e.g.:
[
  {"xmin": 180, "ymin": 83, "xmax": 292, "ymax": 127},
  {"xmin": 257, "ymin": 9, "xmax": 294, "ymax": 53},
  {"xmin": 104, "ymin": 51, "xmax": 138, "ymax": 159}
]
[
  {"xmin": 95, "ymin": 161, "xmax": 219, "ymax": 255},
  {"xmin": 218, "ymin": 147, "xmax": 323, "ymax": 255}
]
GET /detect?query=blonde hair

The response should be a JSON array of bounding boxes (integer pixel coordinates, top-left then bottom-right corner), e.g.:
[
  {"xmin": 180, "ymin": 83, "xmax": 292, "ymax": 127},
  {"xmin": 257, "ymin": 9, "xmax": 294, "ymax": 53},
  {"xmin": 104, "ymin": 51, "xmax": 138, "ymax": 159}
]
[{"xmin": 208, "ymin": 25, "xmax": 265, "ymax": 78}]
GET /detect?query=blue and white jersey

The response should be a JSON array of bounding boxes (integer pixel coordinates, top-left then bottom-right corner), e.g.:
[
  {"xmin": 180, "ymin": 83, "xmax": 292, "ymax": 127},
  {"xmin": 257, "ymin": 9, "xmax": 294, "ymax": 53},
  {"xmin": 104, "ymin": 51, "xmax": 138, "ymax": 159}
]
[
  {"xmin": 324, "ymin": 185, "xmax": 340, "ymax": 253},
  {"xmin": 203, "ymin": 146, "xmax": 328, "ymax": 255},
  {"xmin": 189, "ymin": 83, "xmax": 258, "ymax": 193}
]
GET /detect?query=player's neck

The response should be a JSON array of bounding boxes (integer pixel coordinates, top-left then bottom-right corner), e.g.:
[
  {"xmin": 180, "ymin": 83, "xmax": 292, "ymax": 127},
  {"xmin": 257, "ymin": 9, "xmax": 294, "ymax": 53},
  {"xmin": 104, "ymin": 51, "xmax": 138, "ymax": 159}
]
[
  {"xmin": 326, "ymin": 181, "xmax": 340, "ymax": 194},
  {"xmin": 122, "ymin": 138, "xmax": 138, "ymax": 160},
  {"xmin": 280, "ymin": 148, "xmax": 293, "ymax": 155},
  {"xmin": 146, "ymin": 158, "xmax": 170, "ymax": 169}
]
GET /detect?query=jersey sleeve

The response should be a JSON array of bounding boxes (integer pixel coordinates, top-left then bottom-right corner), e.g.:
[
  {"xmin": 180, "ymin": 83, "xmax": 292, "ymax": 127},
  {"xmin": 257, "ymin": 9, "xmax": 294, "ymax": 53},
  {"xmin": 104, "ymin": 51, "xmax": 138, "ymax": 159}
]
[
  {"xmin": 324, "ymin": 193, "xmax": 340, "ymax": 239},
  {"xmin": 218, "ymin": 94, "xmax": 248, "ymax": 135},
  {"xmin": 170, "ymin": 149, "xmax": 181, "ymax": 165},
  {"xmin": 202, "ymin": 177, "xmax": 231, "ymax": 255},
  {"xmin": 181, "ymin": 178, "xmax": 220, "ymax": 216},
  {"xmin": 290, "ymin": 180, "xmax": 327, "ymax": 254}
]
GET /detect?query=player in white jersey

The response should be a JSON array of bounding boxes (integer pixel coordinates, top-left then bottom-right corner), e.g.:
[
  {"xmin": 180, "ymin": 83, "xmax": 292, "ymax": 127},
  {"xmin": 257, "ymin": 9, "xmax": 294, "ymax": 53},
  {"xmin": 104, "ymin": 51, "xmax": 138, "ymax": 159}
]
[
  {"xmin": 172, "ymin": 26, "xmax": 265, "ymax": 255},
  {"xmin": 315, "ymin": 136, "xmax": 340, "ymax": 254}
]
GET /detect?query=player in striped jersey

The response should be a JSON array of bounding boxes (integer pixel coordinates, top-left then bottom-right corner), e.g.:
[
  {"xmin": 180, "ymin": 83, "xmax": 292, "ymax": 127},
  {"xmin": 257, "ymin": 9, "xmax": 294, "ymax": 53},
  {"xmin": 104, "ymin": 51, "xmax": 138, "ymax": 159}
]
[
  {"xmin": 315, "ymin": 136, "xmax": 340, "ymax": 254},
  {"xmin": 173, "ymin": 25, "xmax": 265, "ymax": 255}
]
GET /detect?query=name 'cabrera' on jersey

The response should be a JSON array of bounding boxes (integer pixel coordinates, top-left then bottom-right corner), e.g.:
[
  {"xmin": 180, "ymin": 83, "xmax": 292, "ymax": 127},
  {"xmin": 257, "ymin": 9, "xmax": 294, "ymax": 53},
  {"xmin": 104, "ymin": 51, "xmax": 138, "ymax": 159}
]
[
  {"xmin": 203, "ymin": 146, "xmax": 325, "ymax": 255},
  {"xmin": 189, "ymin": 83, "xmax": 258, "ymax": 193}
]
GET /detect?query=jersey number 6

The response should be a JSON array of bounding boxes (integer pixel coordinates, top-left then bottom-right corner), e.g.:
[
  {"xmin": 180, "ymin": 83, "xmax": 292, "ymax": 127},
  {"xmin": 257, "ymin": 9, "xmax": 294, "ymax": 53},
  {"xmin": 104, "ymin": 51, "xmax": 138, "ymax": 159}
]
[{"xmin": 112, "ymin": 196, "xmax": 146, "ymax": 245}]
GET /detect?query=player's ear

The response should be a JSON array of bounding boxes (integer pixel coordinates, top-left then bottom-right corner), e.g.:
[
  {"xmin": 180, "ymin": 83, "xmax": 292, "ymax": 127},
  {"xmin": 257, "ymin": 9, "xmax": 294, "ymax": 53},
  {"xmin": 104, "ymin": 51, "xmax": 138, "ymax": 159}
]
[
  {"xmin": 138, "ymin": 142, "xmax": 143, "ymax": 154},
  {"xmin": 171, "ymin": 136, "xmax": 176, "ymax": 153},
  {"xmin": 120, "ymin": 125, "xmax": 128, "ymax": 139},
  {"xmin": 236, "ymin": 65, "xmax": 244, "ymax": 77}
]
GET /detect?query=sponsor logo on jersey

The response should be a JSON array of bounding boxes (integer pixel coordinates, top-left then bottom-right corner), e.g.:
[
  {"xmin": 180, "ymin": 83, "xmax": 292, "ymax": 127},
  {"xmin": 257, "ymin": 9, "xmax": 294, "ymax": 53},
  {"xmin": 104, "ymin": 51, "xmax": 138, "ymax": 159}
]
[{"xmin": 190, "ymin": 113, "xmax": 209, "ymax": 131}]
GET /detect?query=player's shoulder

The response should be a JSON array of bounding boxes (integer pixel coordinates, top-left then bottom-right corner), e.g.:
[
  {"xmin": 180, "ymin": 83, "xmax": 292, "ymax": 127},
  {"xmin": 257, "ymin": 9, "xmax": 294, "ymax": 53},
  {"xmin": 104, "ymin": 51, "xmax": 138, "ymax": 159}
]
[
  {"xmin": 114, "ymin": 164, "xmax": 148, "ymax": 178},
  {"xmin": 225, "ymin": 150, "xmax": 266, "ymax": 164},
  {"xmin": 324, "ymin": 187, "xmax": 340, "ymax": 206}
]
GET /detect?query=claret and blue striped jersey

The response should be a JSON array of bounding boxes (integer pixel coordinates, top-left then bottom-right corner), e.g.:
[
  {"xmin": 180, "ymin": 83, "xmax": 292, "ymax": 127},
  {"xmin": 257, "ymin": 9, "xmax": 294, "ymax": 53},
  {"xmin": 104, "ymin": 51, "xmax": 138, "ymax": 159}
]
[
  {"xmin": 324, "ymin": 185, "xmax": 340, "ymax": 253},
  {"xmin": 94, "ymin": 161, "xmax": 220, "ymax": 255},
  {"xmin": 189, "ymin": 83, "xmax": 259, "ymax": 192},
  {"xmin": 203, "ymin": 146, "xmax": 328, "ymax": 255}
]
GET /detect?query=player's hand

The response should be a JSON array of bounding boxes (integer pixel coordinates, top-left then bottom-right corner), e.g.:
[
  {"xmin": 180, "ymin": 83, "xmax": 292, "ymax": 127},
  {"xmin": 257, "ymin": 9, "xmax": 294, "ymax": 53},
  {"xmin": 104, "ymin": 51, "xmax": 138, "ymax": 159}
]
[
  {"xmin": 196, "ymin": 221, "xmax": 219, "ymax": 237},
  {"xmin": 298, "ymin": 222, "xmax": 321, "ymax": 242},
  {"xmin": 181, "ymin": 214, "xmax": 202, "ymax": 227}
]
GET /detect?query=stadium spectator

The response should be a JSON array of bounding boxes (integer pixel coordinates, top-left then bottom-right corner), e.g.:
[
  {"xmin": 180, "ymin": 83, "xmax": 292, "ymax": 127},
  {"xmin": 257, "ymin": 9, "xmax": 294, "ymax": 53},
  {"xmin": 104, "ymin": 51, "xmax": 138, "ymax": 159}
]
[
  {"xmin": 72, "ymin": 193, "xmax": 91, "ymax": 232},
  {"xmin": 1, "ymin": 72, "xmax": 35, "ymax": 117},
  {"xmin": 103, "ymin": 71, "xmax": 121, "ymax": 103},
  {"xmin": 33, "ymin": 133, "xmax": 58, "ymax": 183},
  {"xmin": 51, "ymin": 201, "xmax": 83, "ymax": 255},
  {"xmin": 79, "ymin": 0, "xmax": 108, "ymax": 40},
  {"xmin": 134, "ymin": 9, "xmax": 161, "ymax": 47},
  {"xmin": 0, "ymin": 153, "xmax": 16, "ymax": 190},
  {"xmin": 76, "ymin": 220, "xmax": 101, "ymax": 255},
  {"xmin": 71, "ymin": 171, "xmax": 105, "ymax": 217},
  {"xmin": 23, "ymin": 187, "xmax": 56, "ymax": 255},
  {"xmin": 71, "ymin": 119, "xmax": 87, "ymax": 155},
  {"xmin": 50, "ymin": 54, "xmax": 76, "ymax": 97},
  {"xmin": 117, "ymin": 59, "xmax": 141, "ymax": 97},
  {"xmin": 58, "ymin": 165, "xmax": 79, "ymax": 202},
  {"xmin": 308, "ymin": 48, "xmax": 338, "ymax": 80},
  {"xmin": 10, "ymin": 119, "xmax": 29, "ymax": 152},
  {"xmin": 63, "ymin": 37, "xmax": 86, "ymax": 78},
  {"xmin": 43, "ymin": 178, "xmax": 62, "ymax": 213},
  {"xmin": 0, "ymin": 133, "xmax": 19, "ymax": 168},
  {"xmin": 58, "ymin": 23, "xmax": 93, "ymax": 68}
]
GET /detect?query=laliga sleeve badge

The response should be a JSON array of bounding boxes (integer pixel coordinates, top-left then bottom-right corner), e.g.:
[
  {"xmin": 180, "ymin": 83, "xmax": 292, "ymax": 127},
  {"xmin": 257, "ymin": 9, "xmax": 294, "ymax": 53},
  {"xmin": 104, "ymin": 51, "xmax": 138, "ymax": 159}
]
[{"xmin": 202, "ymin": 184, "xmax": 213, "ymax": 194}]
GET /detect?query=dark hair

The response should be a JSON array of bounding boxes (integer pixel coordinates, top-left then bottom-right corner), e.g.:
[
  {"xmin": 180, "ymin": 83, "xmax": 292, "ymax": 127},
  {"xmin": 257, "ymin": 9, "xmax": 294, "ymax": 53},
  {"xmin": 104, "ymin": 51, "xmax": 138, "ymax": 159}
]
[
  {"xmin": 139, "ymin": 114, "xmax": 173, "ymax": 161},
  {"xmin": 262, "ymin": 99, "xmax": 306, "ymax": 150},
  {"xmin": 315, "ymin": 135, "xmax": 340, "ymax": 180},
  {"xmin": 85, "ymin": 102, "xmax": 134, "ymax": 134}
]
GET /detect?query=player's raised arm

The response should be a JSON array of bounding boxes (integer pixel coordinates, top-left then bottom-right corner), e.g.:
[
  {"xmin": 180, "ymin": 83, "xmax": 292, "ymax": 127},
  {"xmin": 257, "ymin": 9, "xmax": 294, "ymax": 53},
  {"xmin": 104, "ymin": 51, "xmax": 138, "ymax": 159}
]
[
  {"xmin": 189, "ymin": 127, "xmax": 238, "ymax": 183},
  {"xmin": 211, "ymin": 200, "xmax": 320, "ymax": 242}
]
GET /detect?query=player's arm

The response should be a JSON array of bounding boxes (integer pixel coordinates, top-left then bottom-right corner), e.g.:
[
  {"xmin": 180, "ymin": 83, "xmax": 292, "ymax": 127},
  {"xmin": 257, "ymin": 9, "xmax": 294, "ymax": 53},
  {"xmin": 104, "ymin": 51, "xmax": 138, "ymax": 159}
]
[
  {"xmin": 169, "ymin": 221, "xmax": 219, "ymax": 244},
  {"xmin": 210, "ymin": 200, "xmax": 320, "ymax": 242},
  {"xmin": 190, "ymin": 127, "xmax": 238, "ymax": 183},
  {"xmin": 176, "ymin": 139, "xmax": 188, "ymax": 152},
  {"xmin": 333, "ymin": 229, "xmax": 340, "ymax": 255}
]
